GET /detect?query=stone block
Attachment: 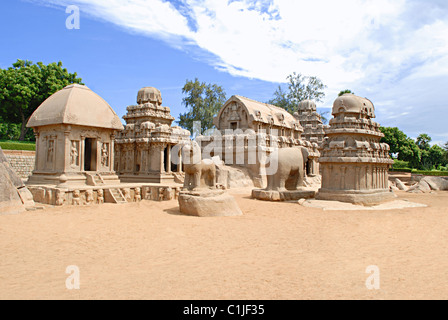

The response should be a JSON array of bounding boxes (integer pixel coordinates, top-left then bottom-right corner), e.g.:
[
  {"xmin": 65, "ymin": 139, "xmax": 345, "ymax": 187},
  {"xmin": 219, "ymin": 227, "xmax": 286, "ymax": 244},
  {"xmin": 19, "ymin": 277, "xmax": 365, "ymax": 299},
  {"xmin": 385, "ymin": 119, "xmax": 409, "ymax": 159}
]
[
  {"xmin": 252, "ymin": 189, "xmax": 315, "ymax": 202},
  {"xmin": 178, "ymin": 190, "xmax": 242, "ymax": 217}
]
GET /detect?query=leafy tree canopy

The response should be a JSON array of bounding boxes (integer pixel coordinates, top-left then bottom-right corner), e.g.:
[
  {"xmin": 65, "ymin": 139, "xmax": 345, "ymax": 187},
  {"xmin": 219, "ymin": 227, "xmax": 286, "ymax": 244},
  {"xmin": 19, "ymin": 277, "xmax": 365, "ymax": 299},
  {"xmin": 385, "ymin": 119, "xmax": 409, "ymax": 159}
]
[
  {"xmin": 380, "ymin": 127, "xmax": 448, "ymax": 170},
  {"xmin": 420, "ymin": 144, "xmax": 447, "ymax": 170},
  {"xmin": 177, "ymin": 78, "xmax": 226, "ymax": 135},
  {"xmin": 380, "ymin": 126, "xmax": 422, "ymax": 168},
  {"xmin": 338, "ymin": 89, "xmax": 355, "ymax": 96},
  {"xmin": 416, "ymin": 133, "xmax": 432, "ymax": 151},
  {"xmin": 443, "ymin": 142, "xmax": 448, "ymax": 152},
  {"xmin": 268, "ymin": 72, "xmax": 327, "ymax": 115},
  {"xmin": 0, "ymin": 59, "xmax": 83, "ymax": 140}
]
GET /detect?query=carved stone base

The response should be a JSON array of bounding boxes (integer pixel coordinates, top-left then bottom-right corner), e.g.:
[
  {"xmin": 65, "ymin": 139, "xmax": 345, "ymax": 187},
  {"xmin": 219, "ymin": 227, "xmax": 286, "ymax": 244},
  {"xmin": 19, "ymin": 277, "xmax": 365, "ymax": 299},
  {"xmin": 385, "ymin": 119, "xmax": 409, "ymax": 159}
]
[
  {"xmin": 316, "ymin": 188, "xmax": 396, "ymax": 206},
  {"xmin": 119, "ymin": 172, "xmax": 175, "ymax": 184},
  {"xmin": 251, "ymin": 189, "xmax": 316, "ymax": 202},
  {"xmin": 27, "ymin": 171, "xmax": 121, "ymax": 186},
  {"xmin": 178, "ymin": 190, "xmax": 243, "ymax": 217}
]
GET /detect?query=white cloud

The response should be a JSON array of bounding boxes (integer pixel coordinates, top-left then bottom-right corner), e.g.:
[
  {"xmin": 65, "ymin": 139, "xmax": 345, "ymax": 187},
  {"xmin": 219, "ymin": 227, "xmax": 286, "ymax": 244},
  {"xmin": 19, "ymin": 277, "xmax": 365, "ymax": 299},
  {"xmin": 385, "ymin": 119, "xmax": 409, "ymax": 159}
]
[
  {"xmin": 35, "ymin": 1, "xmax": 448, "ymax": 83},
  {"xmin": 34, "ymin": 0, "xmax": 448, "ymax": 139}
]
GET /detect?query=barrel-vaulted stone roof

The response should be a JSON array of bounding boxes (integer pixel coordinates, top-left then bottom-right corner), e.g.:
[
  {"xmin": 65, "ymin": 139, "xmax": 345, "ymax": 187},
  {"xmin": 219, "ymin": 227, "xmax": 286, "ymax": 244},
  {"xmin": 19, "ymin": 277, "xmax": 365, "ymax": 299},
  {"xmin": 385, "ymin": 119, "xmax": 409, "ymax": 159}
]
[
  {"xmin": 216, "ymin": 95, "xmax": 301, "ymax": 129},
  {"xmin": 27, "ymin": 84, "xmax": 124, "ymax": 130}
]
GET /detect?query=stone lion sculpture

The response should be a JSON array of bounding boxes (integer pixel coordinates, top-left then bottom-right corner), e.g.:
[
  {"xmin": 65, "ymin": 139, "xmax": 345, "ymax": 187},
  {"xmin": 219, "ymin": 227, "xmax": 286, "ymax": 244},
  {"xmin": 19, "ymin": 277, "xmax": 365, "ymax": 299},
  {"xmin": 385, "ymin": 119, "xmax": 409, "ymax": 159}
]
[
  {"xmin": 265, "ymin": 147, "xmax": 309, "ymax": 191},
  {"xmin": 182, "ymin": 141, "xmax": 216, "ymax": 191}
]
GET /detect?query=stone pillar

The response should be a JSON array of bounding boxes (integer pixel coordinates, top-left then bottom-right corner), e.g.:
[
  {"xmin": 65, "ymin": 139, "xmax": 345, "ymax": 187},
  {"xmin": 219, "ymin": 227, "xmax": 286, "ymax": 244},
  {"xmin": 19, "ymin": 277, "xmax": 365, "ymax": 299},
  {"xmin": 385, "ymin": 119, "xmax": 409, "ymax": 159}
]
[
  {"xmin": 80, "ymin": 136, "xmax": 85, "ymax": 172},
  {"xmin": 328, "ymin": 165, "xmax": 333, "ymax": 189},
  {"xmin": 160, "ymin": 144, "xmax": 165, "ymax": 173},
  {"xmin": 110, "ymin": 134, "xmax": 115, "ymax": 172},
  {"xmin": 96, "ymin": 138, "xmax": 102, "ymax": 172},
  {"xmin": 144, "ymin": 145, "xmax": 151, "ymax": 173},
  {"xmin": 34, "ymin": 131, "xmax": 40, "ymax": 172},
  {"xmin": 150, "ymin": 143, "xmax": 165, "ymax": 173},
  {"xmin": 167, "ymin": 144, "xmax": 171, "ymax": 173},
  {"xmin": 64, "ymin": 130, "xmax": 70, "ymax": 172},
  {"xmin": 360, "ymin": 166, "xmax": 367, "ymax": 190},
  {"xmin": 355, "ymin": 167, "xmax": 360, "ymax": 191},
  {"xmin": 340, "ymin": 166, "xmax": 346, "ymax": 189}
]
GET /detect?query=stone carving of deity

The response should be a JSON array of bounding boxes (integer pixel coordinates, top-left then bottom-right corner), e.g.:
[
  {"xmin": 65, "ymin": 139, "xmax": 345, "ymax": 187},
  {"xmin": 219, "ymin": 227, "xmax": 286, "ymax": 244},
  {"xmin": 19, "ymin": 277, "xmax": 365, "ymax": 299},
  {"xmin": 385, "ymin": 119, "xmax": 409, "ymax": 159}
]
[
  {"xmin": 47, "ymin": 140, "xmax": 55, "ymax": 163},
  {"xmin": 70, "ymin": 141, "xmax": 79, "ymax": 166},
  {"xmin": 101, "ymin": 143, "xmax": 109, "ymax": 167}
]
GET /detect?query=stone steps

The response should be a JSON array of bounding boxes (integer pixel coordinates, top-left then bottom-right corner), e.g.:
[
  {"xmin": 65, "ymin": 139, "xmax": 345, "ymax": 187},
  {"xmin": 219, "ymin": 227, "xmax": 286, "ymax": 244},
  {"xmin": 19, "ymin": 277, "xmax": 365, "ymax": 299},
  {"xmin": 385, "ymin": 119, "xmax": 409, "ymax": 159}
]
[
  {"xmin": 94, "ymin": 174, "xmax": 104, "ymax": 185},
  {"xmin": 105, "ymin": 188, "xmax": 127, "ymax": 204}
]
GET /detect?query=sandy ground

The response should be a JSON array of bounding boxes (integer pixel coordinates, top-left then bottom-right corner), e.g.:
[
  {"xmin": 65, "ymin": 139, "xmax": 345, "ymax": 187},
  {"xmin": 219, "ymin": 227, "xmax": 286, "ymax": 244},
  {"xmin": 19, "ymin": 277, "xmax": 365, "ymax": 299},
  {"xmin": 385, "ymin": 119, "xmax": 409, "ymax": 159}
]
[{"xmin": 1, "ymin": 189, "xmax": 448, "ymax": 300}]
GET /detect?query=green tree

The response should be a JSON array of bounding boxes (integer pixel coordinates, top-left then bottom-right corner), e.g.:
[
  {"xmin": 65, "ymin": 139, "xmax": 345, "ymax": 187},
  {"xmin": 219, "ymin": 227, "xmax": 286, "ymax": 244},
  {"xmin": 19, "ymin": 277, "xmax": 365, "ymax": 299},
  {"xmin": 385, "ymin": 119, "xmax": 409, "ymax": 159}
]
[
  {"xmin": 380, "ymin": 127, "xmax": 421, "ymax": 168},
  {"xmin": 416, "ymin": 133, "xmax": 432, "ymax": 151},
  {"xmin": 0, "ymin": 59, "xmax": 83, "ymax": 140},
  {"xmin": 177, "ymin": 78, "xmax": 226, "ymax": 135},
  {"xmin": 268, "ymin": 72, "xmax": 327, "ymax": 115},
  {"xmin": 338, "ymin": 89, "xmax": 355, "ymax": 96},
  {"xmin": 420, "ymin": 144, "xmax": 446, "ymax": 170},
  {"xmin": 443, "ymin": 142, "xmax": 448, "ymax": 163},
  {"xmin": 267, "ymin": 86, "xmax": 290, "ymax": 111},
  {"xmin": 443, "ymin": 142, "xmax": 448, "ymax": 152}
]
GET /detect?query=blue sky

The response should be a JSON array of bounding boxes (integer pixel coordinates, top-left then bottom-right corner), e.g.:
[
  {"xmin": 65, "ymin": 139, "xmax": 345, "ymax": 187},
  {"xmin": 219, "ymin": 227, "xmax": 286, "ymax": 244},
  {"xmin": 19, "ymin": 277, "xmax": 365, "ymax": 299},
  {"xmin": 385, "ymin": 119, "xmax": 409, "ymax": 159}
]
[{"xmin": 1, "ymin": 0, "xmax": 448, "ymax": 145}]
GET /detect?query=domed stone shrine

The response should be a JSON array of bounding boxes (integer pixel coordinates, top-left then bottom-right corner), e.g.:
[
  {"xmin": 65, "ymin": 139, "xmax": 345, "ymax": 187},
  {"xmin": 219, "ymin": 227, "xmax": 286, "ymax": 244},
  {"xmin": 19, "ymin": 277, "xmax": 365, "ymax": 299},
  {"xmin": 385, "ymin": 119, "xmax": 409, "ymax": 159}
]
[
  {"xmin": 25, "ymin": 84, "xmax": 127, "ymax": 205},
  {"xmin": 316, "ymin": 94, "xmax": 394, "ymax": 205},
  {"xmin": 27, "ymin": 84, "xmax": 124, "ymax": 187}
]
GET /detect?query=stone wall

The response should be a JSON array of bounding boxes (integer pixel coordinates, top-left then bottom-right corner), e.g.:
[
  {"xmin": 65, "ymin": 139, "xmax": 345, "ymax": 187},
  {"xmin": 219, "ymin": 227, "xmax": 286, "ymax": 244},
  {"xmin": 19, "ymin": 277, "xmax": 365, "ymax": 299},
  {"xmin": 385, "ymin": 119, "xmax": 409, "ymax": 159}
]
[{"xmin": 3, "ymin": 150, "xmax": 35, "ymax": 180}]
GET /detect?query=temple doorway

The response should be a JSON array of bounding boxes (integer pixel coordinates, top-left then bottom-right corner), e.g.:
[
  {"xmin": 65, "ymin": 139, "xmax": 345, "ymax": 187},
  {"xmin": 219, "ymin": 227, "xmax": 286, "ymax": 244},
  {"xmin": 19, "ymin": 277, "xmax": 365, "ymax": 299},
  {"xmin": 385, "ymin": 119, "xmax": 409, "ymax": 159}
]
[{"xmin": 84, "ymin": 138, "xmax": 97, "ymax": 172}]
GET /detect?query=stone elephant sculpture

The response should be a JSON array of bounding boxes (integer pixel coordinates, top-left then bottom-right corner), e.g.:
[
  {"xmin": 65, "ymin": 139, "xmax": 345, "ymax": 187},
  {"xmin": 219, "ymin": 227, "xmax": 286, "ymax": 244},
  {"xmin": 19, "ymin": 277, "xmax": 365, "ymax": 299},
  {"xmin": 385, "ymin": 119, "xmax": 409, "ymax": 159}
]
[
  {"xmin": 182, "ymin": 141, "xmax": 216, "ymax": 191},
  {"xmin": 265, "ymin": 147, "xmax": 309, "ymax": 192}
]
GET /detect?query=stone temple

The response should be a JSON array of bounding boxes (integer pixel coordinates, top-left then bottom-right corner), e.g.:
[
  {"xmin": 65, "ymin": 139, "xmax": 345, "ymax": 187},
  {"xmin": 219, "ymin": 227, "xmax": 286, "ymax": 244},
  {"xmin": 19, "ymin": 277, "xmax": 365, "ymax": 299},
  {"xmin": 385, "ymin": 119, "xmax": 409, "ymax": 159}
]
[
  {"xmin": 27, "ymin": 84, "xmax": 124, "ymax": 187},
  {"xmin": 197, "ymin": 95, "xmax": 321, "ymax": 186},
  {"xmin": 294, "ymin": 100, "xmax": 326, "ymax": 148},
  {"xmin": 316, "ymin": 94, "xmax": 394, "ymax": 205},
  {"xmin": 114, "ymin": 87, "xmax": 191, "ymax": 183},
  {"xmin": 25, "ymin": 84, "xmax": 129, "ymax": 206}
]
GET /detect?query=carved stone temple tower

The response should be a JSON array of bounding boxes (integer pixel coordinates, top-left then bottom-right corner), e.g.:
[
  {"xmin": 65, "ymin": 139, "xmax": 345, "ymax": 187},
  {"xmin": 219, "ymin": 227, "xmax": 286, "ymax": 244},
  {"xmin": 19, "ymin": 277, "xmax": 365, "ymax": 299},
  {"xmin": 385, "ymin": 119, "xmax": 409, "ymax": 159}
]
[
  {"xmin": 114, "ymin": 87, "xmax": 191, "ymax": 183},
  {"xmin": 293, "ymin": 99, "xmax": 326, "ymax": 147},
  {"xmin": 316, "ymin": 94, "xmax": 394, "ymax": 205}
]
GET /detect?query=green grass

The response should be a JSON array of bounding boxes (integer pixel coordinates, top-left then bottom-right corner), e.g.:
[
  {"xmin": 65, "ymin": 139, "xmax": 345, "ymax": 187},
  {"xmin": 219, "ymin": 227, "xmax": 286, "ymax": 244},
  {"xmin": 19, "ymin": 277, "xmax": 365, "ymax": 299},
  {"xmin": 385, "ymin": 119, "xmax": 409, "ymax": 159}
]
[
  {"xmin": 0, "ymin": 140, "xmax": 36, "ymax": 151},
  {"xmin": 411, "ymin": 170, "xmax": 448, "ymax": 177},
  {"xmin": 389, "ymin": 168, "xmax": 413, "ymax": 173}
]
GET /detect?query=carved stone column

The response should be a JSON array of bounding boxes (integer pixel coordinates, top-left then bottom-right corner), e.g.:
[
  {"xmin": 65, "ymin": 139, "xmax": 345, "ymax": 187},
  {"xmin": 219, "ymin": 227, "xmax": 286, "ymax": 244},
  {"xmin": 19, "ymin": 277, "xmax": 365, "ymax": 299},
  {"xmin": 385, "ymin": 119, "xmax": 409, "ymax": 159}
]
[
  {"xmin": 34, "ymin": 131, "xmax": 40, "ymax": 172},
  {"xmin": 80, "ymin": 136, "xmax": 85, "ymax": 172},
  {"xmin": 167, "ymin": 144, "xmax": 172, "ymax": 173},
  {"xmin": 96, "ymin": 138, "xmax": 102, "ymax": 172},
  {"xmin": 64, "ymin": 130, "xmax": 70, "ymax": 172},
  {"xmin": 110, "ymin": 134, "xmax": 115, "ymax": 173}
]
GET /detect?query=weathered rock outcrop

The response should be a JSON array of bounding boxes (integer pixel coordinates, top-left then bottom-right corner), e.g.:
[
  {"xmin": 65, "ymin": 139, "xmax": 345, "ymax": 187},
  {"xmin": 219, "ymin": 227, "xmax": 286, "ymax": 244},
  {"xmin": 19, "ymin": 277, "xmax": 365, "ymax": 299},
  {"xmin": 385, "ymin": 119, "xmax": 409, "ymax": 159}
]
[
  {"xmin": 407, "ymin": 176, "xmax": 448, "ymax": 193},
  {"xmin": 0, "ymin": 147, "xmax": 35, "ymax": 214}
]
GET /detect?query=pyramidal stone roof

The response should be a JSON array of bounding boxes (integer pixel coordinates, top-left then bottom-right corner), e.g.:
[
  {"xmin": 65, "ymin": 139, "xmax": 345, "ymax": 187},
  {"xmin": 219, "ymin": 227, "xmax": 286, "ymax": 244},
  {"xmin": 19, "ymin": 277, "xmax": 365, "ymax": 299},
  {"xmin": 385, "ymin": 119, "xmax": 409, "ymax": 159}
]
[{"xmin": 27, "ymin": 84, "xmax": 124, "ymax": 130}]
